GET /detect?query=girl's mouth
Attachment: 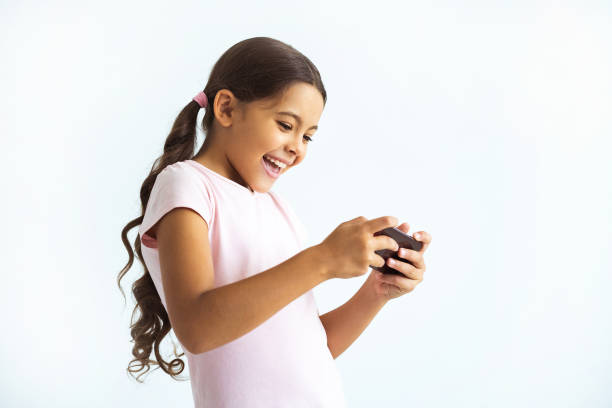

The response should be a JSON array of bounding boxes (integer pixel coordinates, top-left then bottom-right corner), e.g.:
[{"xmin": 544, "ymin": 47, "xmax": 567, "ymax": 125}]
[{"xmin": 261, "ymin": 155, "xmax": 281, "ymax": 179}]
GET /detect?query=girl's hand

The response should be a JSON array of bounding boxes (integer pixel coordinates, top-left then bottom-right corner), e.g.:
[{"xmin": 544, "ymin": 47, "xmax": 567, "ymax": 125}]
[
  {"xmin": 369, "ymin": 222, "xmax": 431, "ymax": 301},
  {"xmin": 317, "ymin": 215, "xmax": 400, "ymax": 280}
]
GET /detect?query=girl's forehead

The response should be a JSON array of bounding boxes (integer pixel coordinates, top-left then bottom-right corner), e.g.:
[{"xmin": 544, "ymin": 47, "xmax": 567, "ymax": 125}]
[{"xmin": 262, "ymin": 90, "xmax": 322, "ymax": 115}]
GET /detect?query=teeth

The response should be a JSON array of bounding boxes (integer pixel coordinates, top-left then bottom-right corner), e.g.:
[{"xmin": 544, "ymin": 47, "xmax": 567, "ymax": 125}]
[{"xmin": 264, "ymin": 155, "xmax": 287, "ymax": 169}]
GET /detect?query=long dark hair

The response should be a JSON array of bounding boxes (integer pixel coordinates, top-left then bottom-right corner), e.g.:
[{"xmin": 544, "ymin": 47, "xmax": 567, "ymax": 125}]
[{"xmin": 117, "ymin": 36, "xmax": 327, "ymax": 382}]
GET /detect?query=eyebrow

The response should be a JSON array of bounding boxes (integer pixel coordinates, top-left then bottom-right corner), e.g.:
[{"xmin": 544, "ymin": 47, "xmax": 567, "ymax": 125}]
[{"xmin": 276, "ymin": 111, "xmax": 318, "ymax": 131}]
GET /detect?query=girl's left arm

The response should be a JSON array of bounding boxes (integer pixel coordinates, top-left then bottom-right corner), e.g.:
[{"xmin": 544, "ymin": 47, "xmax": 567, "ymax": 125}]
[
  {"xmin": 319, "ymin": 271, "xmax": 387, "ymax": 360},
  {"xmin": 319, "ymin": 225, "xmax": 431, "ymax": 359}
]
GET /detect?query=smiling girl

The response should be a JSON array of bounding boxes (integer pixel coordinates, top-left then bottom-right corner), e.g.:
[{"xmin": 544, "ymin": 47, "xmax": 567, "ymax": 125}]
[{"xmin": 117, "ymin": 36, "xmax": 431, "ymax": 407}]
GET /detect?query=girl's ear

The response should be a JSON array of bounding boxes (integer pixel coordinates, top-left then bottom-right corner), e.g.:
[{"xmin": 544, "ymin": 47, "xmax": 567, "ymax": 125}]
[{"xmin": 213, "ymin": 88, "xmax": 242, "ymax": 128}]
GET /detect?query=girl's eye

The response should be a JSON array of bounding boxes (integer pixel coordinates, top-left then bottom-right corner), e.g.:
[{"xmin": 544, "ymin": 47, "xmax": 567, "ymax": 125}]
[
  {"xmin": 278, "ymin": 121, "xmax": 313, "ymax": 143},
  {"xmin": 278, "ymin": 121, "xmax": 292, "ymax": 131}
]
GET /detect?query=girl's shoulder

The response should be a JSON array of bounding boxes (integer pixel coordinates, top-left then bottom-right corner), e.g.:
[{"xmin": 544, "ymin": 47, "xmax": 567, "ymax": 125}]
[
  {"xmin": 140, "ymin": 161, "xmax": 215, "ymax": 247},
  {"xmin": 158, "ymin": 159, "xmax": 197, "ymax": 177},
  {"xmin": 156, "ymin": 160, "xmax": 214, "ymax": 191}
]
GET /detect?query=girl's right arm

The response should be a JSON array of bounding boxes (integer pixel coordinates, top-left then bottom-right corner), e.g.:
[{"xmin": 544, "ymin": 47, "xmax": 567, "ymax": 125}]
[
  {"xmin": 155, "ymin": 208, "xmax": 399, "ymax": 354},
  {"xmin": 154, "ymin": 207, "xmax": 331, "ymax": 355}
]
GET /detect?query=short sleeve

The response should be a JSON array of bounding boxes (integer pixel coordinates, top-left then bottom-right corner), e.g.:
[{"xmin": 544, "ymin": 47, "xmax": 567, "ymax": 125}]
[{"xmin": 139, "ymin": 164, "xmax": 214, "ymax": 249}]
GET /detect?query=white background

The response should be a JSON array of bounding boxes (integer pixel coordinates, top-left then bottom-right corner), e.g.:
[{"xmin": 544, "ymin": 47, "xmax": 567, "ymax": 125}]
[{"xmin": 2, "ymin": 0, "xmax": 611, "ymax": 406}]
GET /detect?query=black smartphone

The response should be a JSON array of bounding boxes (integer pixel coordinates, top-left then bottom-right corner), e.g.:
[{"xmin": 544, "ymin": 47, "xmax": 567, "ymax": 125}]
[{"xmin": 369, "ymin": 227, "xmax": 423, "ymax": 276}]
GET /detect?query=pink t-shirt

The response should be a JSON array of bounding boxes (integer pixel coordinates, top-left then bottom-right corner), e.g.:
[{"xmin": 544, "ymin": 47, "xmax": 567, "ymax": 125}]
[{"xmin": 138, "ymin": 159, "xmax": 346, "ymax": 407}]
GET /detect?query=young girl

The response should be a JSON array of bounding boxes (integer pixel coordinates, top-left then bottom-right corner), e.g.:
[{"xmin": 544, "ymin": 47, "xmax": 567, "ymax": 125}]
[{"xmin": 117, "ymin": 36, "xmax": 431, "ymax": 407}]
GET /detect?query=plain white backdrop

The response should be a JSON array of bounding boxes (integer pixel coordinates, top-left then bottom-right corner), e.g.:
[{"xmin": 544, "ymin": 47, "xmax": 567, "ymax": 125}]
[{"xmin": 2, "ymin": 0, "xmax": 610, "ymax": 406}]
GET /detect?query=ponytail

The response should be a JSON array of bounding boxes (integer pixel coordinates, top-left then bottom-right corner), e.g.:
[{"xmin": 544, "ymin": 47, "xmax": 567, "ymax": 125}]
[{"xmin": 116, "ymin": 98, "xmax": 201, "ymax": 382}]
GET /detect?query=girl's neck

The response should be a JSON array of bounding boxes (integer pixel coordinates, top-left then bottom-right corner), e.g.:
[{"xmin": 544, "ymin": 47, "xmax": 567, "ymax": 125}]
[{"xmin": 192, "ymin": 150, "xmax": 253, "ymax": 192}]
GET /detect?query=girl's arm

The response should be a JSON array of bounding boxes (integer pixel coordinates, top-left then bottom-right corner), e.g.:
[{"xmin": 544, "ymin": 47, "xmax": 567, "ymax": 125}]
[
  {"xmin": 319, "ymin": 272, "xmax": 387, "ymax": 359},
  {"xmin": 192, "ymin": 245, "xmax": 329, "ymax": 353},
  {"xmin": 156, "ymin": 207, "xmax": 331, "ymax": 355}
]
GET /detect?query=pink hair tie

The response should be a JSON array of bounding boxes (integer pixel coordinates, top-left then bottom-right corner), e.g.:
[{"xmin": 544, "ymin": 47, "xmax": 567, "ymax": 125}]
[{"xmin": 193, "ymin": 91, "xmax": 208, "ymax": 108}]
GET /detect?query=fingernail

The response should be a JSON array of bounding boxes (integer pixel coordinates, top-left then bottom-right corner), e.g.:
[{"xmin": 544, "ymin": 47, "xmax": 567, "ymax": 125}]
[{"xmin": 414, "ymin": 233, "xmax": 420, "ymax": 240}]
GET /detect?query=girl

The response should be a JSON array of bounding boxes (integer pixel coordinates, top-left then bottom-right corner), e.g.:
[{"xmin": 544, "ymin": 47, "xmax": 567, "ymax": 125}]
[{"xmin": 117, "ymin": 36, "xmax": 431, "ymax": 407}]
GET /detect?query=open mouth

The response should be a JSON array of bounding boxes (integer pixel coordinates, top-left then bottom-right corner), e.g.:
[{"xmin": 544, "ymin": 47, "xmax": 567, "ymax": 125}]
[{"xmin": 262, "ymin": 155, "xmax": 282, "ymax": 178}]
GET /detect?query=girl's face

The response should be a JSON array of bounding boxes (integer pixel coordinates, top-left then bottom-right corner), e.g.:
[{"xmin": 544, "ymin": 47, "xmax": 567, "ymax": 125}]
[{"xmin": 198, "ymin": 82, "xmax": 324, "ymax": 193}]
